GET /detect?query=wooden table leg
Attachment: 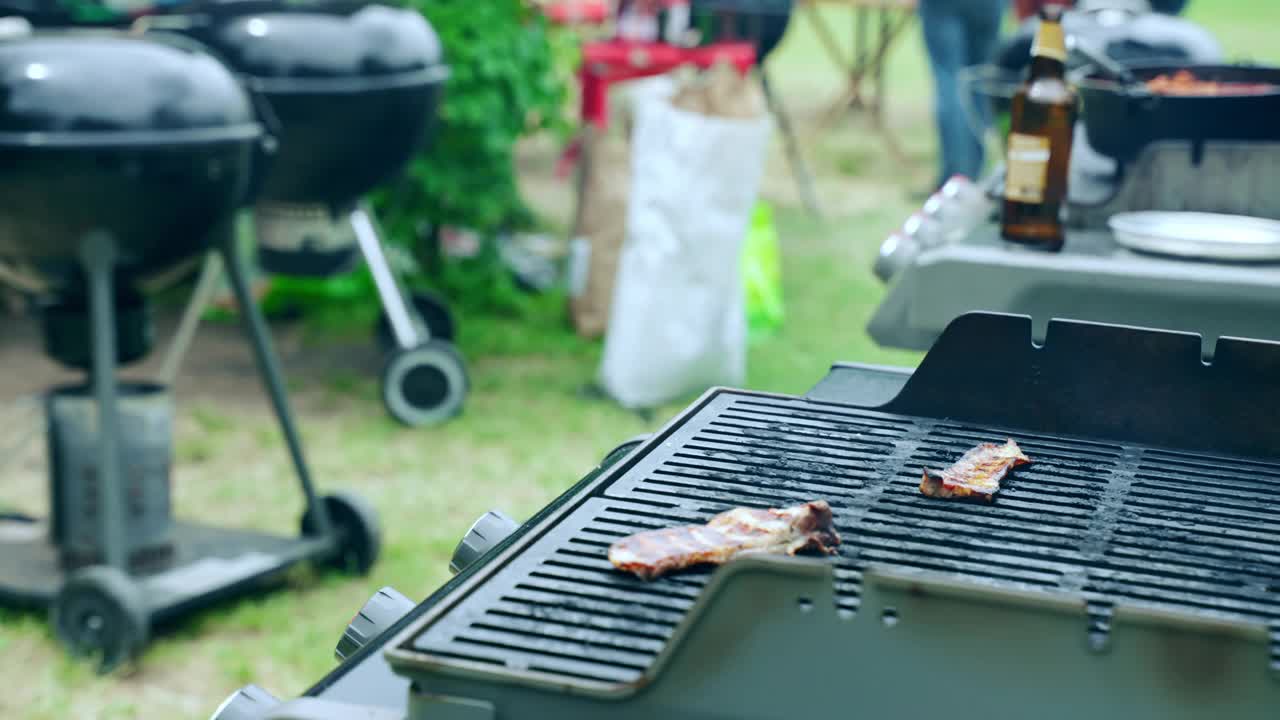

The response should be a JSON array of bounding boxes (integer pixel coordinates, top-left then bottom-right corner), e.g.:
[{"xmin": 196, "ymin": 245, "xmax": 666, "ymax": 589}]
[
  {"xmin": 810, "ymin": 2, "xmax": 917, "ymax": 160},
  {"xmin": 854, "ymin": 6, "xmax": 868, "ymax": 108},
  {"xmin": 761, "ymin": 68, "xmax": 823, "ymax": 218},
  {"xmin": 872, "ymin": 9, "xmax": 907, "ymax": 161},
  {"xmin": 805, "ymin": 1, "xmax": 851, "ymax": 79},
  {"xmin": 806, "ymin": 0, "xmax": 857, "ymax": 130},
  {"xmin": 819, "ymin": 7, "xmax": 869, "ymax": 128}
]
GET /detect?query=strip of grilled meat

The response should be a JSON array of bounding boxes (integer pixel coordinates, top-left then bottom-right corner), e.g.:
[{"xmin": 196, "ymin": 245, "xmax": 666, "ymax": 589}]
[
  {"xmin": 919, "ymin": 439, "xmax": 1031, "ymax": 502},
  {"xmin": 608, "ymin": 500, "xmax": 841, "ymax": 581}
]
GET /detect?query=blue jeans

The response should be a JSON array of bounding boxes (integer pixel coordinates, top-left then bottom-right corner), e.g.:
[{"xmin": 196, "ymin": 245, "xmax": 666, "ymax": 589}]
[{"xmin": 919, "ymin": 0, "xmax": 1007, "ymax": 187}]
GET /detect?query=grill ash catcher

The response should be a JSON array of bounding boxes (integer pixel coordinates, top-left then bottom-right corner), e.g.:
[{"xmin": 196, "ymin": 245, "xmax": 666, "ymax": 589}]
[
  {"xmin": 214, "ymin": 312, "xmax": 1280, "ymax": 719},
  {"xmin": 0, "ymin": 24, "xmax": 382, "ymax": 670}
]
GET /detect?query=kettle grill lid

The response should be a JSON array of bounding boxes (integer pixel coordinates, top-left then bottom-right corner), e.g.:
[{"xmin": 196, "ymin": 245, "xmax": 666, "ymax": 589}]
[
  {"xmin": 0, "ymin": 32, "xmax": 258, "ymax": 142},
  {"xmin": 208, "ymin": 5, "xmax": 444, "ymax": 85}
]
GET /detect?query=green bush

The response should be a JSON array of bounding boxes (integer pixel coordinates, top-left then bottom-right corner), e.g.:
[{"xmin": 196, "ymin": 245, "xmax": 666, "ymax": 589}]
[
  {"xmin": 264, "ymin": 1, "xmax": 574, "ymax": 325},
  {"xmin": 374, "ymin": 0, "xmax": 571, "ymax": 245}
]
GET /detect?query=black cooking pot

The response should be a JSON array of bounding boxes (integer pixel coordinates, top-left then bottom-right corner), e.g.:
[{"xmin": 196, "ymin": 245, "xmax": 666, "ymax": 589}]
[
  {"xmin": 0, "ymin": 31, "xmax": 264, "ymax": 297},
  {"xmin": 1078, "ymin": 64, "xmax": 1280, "ymax": 161},
  {"xmin": 166, "ymin": 2, "xmax": 447, "ymax": 210},
  {"xmin": 0, "ymin": 1, "xmax": 71, "ymax": 26},
  {"xmin": 994, "ymin": 8, "xmax": 1221, "ymax": 74},
  {"xmin": 691, "ymin": 0, "xmax": 793, "ymax": 64}
]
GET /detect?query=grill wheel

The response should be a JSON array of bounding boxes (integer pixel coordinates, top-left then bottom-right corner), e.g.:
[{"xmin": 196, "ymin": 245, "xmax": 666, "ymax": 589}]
[
  {"xmin": 50, "ymin": 565, "xmax": 149, "ymax": 674},
  {"xmin": 302, "ymin": 492, "xmax": 383, "ymax": 576},
  {"xmin": 380, "ymin": 339, "xmax": 469, "ymax": 427}
]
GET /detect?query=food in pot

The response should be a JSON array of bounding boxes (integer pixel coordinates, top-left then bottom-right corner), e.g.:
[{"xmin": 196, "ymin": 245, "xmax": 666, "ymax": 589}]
[
  {"xmin": 608, "ymin": 500, "xmax": 841, "ymax": 580},
  {"xmin": 919, "ymin": 439, "xmax": 1031, "ymax": 502},
  {"xmin": 1145, "ymin": 70, "xmax": 1277, "ymax": 96}
]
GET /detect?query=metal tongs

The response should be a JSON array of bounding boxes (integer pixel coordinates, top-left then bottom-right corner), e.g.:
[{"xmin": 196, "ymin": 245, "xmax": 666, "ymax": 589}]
[{"xmin": 1066, "ymin": 34, "xmax": 1153, "ymax": 98}]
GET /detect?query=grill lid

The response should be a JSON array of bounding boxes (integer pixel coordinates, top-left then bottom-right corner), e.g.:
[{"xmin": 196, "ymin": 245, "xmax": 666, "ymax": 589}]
[
  {"xmin": 0, "ymin": 32, "xmax": 257, "ymax": 140},
  {"xmin": 203, "ymin": 5, "xmax": 445, "ymax": 89}
]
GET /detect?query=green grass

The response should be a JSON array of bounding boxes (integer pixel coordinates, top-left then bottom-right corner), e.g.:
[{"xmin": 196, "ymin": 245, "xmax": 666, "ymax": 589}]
[{"xmin": 3, "ymin": 2, "xmax": 1280, "ymax": 717}]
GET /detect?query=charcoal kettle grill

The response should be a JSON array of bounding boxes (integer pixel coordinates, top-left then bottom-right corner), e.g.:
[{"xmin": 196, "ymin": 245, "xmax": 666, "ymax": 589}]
[
  {"xmin": 0, "ymin": 28, "xmax": 381, "ymax": 671},
  {"xmin": 213, "ymin": 312, "xmax": 1280, "ymax": 719},
  {"xmin": 144, "ymin": 0, "xmax": 465, "ymax": 427}
]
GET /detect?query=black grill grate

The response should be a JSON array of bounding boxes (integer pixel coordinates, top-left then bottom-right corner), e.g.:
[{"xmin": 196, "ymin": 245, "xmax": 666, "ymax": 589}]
[{"xmin": 408, "ymin": 392, "xmax": 1280, "ymax": 685}]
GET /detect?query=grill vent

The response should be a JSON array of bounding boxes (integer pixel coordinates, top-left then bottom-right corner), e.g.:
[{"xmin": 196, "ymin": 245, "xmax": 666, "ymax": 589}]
[{"xmin": 408, "ymin": 393, "xmax": 1280, "ymax": 686}]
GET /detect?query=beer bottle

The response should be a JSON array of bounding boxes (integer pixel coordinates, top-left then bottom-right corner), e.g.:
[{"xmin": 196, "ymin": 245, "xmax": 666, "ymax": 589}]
[{"xmin": 1001, "ymin": 5, "xmax": 1078, "ymax": 250}]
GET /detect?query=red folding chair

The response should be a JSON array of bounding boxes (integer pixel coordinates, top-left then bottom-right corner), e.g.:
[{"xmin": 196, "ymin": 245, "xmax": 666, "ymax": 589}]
[
  {"xmin": 538, "ymin": 0, "xmax": 612, "ymax": 26},
  {"xmin": 557, "ymin": 1, "xmax": 757, "ymax": 174},
  {"xmin": 578, "ymin": 40, "xmax": 756, "ymax": 129}
]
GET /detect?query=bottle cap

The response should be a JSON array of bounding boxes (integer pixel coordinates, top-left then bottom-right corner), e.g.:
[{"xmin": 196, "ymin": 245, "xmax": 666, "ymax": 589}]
[{"xmin": 1040, "ymin": 4, "xmax": 1066, "ymax": 22}]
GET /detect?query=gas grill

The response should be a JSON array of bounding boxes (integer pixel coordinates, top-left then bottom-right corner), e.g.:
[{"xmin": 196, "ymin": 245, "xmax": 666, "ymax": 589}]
[
  {"xmin": 217, "ymin": 313, "xmax": 1280, "ymax": 720},
  {"xmin": 870, "ymin": 7, "xmax": 1280, "ymax": 353}
]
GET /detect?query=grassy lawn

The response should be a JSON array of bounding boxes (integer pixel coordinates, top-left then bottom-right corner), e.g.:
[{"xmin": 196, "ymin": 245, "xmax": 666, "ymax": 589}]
[{"xmin": 2, "ymin": 2, "xmax": 1278, "ymax": 717}]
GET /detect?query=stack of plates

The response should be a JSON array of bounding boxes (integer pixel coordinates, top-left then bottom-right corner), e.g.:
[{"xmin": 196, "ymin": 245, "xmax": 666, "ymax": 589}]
[{"xmin": 1109, "ymin": 211, "xmax": 1280, "ymax": 262}]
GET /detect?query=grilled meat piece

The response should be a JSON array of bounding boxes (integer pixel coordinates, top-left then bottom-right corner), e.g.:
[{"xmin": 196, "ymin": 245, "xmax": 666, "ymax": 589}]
[
  {"xmin": 1146, "ymin": 70, "xmax": 1276, "ymax": 96},
  {"xmin": 919, "ymin": 439, "xmax": 1031, "ymax": 502},
  {"xmin": 608, "ymin": 500, "xmax": 841, "ymax": 581}
]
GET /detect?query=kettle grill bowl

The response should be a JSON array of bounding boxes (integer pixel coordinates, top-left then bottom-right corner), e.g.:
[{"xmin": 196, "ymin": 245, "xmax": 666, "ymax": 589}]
[
  {"xmin": 175, "ymin": 4, "xmax": 448, "ymax": 210},
  {"xmin": 0, "ymin": 32, "xmax": 263, "ymax": 297},
  {"xmin": 252, "ymin": 75, "xmax": 442, "ymax": 208},
  {"xmin": 0, "ymin": 140, "xmax": 256, "ymax": 296}
]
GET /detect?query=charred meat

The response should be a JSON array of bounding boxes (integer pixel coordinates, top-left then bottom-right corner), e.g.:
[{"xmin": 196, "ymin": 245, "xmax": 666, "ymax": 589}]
[
  {"xmin": 608, "ymin": 500, "xmax": 841, "ymax": 581},
  {"xmin": 1146, "ymin": 70, "xmax": 1277, "ymax": 96},
  {"xmin": 919, "ymin": 439, "xmax": 1031, "ymax": 502}
]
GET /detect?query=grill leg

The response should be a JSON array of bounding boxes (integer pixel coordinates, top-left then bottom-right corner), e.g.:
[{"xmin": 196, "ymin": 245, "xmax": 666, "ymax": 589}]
[
  {"xmin": 157, "ymin": 252, "xmax": 222, "ymax": 387},
  {"xmin": 218, "ymin": 231, "xmax": 332, "ymax": 539},
  {"xmin": 351, "ymin": 205, "xmax": 420, "ymax": 350},
  {"xmin": 80, "ymin": 233, "xmax": 126, "ymax": 571},
  {"xmin": 761, "ymin": 67, "xmax": 822, "ymax": 218}
]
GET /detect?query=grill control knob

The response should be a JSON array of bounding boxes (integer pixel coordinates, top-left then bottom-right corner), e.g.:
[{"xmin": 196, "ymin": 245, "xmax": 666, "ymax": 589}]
[
  {"xmin": 449, "ymin": 510, "xmax": 519, "ymax": 575},
  {"xmin": 873, "ymin": 231, "xmax": 919, "ymax": 284},
  {"xmin": 209, "ymin": 684, "xmax": 279, "ymax": 720},
  {"xmin": 335, "ymin": 586, "xmax": 415, "ymax": 663},
  {"xmin": 0, "ymin": 17, "xmax": 33, "ymax": 39}
]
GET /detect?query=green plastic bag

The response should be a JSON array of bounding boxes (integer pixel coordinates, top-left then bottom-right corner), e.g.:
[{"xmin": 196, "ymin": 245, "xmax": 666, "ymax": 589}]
[{"xmin": 742, "ymin": 202, "xmax": 784, "ymax": 341}]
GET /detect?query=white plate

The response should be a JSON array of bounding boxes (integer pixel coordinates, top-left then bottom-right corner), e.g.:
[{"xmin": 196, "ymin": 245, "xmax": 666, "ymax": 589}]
[{"xmin": 1109, "ymin": 211, "xmax": 1280, "ymax": 261}]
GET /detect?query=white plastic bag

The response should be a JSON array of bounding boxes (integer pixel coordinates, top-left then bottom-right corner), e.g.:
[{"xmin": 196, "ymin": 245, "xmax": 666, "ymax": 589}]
[{"xmin": 598, "ymin": 84, "xmax": 772, "ymax": 409}]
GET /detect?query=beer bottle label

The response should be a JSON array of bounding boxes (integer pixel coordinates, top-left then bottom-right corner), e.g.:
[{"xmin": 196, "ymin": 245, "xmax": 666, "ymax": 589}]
[{"xmin": 1005, "ymin": 133, "xmax": 1051, "ymax": 203}]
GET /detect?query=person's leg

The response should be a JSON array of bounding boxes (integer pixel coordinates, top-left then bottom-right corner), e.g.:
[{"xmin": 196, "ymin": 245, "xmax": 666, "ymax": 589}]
[
  {"xmin": 1150, "ymin": 0, "xmax": 1189, "ymax": 14},
  {"xmin": 919, "ymin": 0, "xmax": 979, "ymax": 186},
  {"xmin": 966, "ymin": 0, "xmax": 1007, "ymax": 70},
  {"xmin": 963, "ymin": 0, "xmax": 1009, "ymax": 176}
]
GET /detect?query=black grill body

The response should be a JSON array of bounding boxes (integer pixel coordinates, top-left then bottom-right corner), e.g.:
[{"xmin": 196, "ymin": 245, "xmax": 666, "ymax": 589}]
[
  {"xmin": 303, "ymin": 313, "xmax": 1280, "ymax": 719},
  {"xmin": 0, "ymin": 32, "xmax": 262, "ymax": 298},
  {"xmin": 173, "ymin": 3, "xmax": 448, "ymax": 210}
]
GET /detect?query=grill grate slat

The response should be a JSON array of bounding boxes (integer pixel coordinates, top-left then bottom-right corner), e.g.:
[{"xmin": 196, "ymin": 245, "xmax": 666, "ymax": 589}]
[{"xmin": 407, "ymin": 391, "xmax": 1280, "ymax": 687}]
